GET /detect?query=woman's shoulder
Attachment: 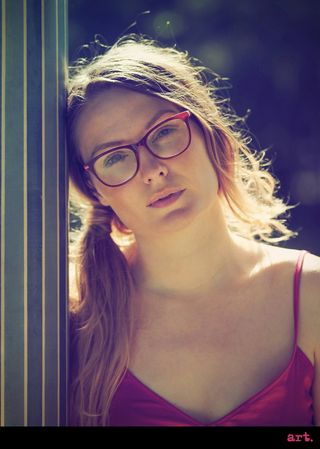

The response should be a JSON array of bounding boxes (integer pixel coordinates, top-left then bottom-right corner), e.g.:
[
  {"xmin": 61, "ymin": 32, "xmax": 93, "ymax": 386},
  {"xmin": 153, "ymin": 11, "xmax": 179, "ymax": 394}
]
[
  {"xmin": 259, "ymin": 242, "xmax": 320, "ymax": 276},
  {"xmin": 264, "ymin": 244, "xmax": 320, "ymax": 424},
  {"xmin": 264, "ymin": 243, "xmax": 320, "ymax": 311},
  {"xmin": 296, "ymin": 248, "xmax": 320, "ymax": 349},
  {"xmin": 266, "ymin": 244, "xmax": 320, "ymax": 351},
  {"xmin": 265, "ymin": 244, "xmax": 320, "ymax": 308},
  {"xmin": 287, "ymin": 247, "xmax": 320, "ymax": 425},
  {"xmin": 253, "ymin": 241, "xmax": 318, "ymax": 325}
]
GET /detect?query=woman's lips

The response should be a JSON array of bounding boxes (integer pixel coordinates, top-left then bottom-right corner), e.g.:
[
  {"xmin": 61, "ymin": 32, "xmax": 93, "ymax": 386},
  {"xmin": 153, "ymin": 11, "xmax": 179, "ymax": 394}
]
[{"xmin": 149, "ymin": 189, "xmax": 185, "ymax": 208}]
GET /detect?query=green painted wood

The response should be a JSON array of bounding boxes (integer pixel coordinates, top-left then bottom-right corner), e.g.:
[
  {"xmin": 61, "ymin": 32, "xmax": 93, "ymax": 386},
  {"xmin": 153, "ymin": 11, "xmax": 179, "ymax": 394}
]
[{"xmin": 0, "ymin": 0, "xmax": 68, "ymax": 426}]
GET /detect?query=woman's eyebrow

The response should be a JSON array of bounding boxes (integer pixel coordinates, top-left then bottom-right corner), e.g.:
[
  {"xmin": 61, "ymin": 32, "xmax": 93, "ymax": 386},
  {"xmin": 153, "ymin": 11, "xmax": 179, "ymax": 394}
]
[{"xmin": 88, "ymin": 108, "xmax": 178, "ymax": 160}]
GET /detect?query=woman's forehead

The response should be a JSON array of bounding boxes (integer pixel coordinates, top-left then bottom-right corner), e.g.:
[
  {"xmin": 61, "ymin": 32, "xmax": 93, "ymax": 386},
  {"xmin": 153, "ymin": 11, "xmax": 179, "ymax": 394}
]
[
  {"xmin": 87, "ymin": 86, "xmax": 175, "ymax": 111},
  {"xmin": 79, "ymin": 88, "xmax": 183, "ymax": 133},
  {"xmin": 75, "ymin": 87, "xmax": 181, "ymax": 160}
]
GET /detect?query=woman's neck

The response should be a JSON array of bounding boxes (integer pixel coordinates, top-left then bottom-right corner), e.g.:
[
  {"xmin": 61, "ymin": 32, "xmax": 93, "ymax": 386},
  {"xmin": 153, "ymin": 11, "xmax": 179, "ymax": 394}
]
[{"xmin": 128, "ymin": 202, "xmax": 263, "ymax": 301}]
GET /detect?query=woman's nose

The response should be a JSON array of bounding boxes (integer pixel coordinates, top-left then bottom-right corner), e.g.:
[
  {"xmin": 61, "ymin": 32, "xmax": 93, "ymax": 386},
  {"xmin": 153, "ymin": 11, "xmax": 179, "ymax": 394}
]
[{"xmin": 137, "ymin": 144, "xmax": 169, "ymax": 184}]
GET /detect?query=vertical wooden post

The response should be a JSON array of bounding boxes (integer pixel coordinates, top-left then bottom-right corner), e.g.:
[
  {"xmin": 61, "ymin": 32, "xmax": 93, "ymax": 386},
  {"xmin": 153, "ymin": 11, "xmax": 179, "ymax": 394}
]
[{"xmin": 1, "ymin": 0, "xmax": 68, "ymax": 426}]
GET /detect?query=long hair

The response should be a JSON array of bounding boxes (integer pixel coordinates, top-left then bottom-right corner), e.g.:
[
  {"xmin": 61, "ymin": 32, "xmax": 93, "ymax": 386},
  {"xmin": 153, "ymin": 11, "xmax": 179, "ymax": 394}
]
[{"xmin": 67, "ymin": 34, "xmax": 298, "ymax": 425}]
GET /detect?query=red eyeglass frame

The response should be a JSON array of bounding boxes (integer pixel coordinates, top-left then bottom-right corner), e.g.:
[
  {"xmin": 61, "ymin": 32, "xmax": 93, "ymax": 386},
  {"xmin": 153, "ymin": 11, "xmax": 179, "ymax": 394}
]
[{"xmin": 82, "ymin": 110, "xmax": 192, "ymax": 187}]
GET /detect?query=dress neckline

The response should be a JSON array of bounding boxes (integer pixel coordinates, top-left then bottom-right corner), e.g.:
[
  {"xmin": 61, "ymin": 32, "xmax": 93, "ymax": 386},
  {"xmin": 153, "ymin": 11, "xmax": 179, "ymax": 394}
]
[
  {"xmin": 124, "ymin": 250, "xmax": 313, "ymax": 425},
  {"xmin": 125, "ymin": 346, "xmax": 313, "ymax": 426}
]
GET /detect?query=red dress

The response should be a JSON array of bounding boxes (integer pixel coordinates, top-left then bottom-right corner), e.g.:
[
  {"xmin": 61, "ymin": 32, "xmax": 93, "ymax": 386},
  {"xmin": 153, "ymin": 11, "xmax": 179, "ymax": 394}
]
[{"xmin": 109, "ymin": 250, "xmax": 314, "ymax": 426}]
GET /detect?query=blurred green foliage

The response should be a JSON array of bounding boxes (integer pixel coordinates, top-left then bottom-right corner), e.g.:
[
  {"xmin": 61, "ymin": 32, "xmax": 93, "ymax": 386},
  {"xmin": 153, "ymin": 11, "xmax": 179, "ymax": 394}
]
[{"xmin": 69, "ymin": 0, "xmax": 320, "ymax": 253}]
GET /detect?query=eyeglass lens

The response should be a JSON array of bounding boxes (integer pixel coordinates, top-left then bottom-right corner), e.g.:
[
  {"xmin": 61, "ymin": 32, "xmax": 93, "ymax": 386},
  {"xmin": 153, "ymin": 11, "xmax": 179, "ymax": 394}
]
[{"xmin": 94, "ymin": 117, "xmax": 190, "ymax": 186}]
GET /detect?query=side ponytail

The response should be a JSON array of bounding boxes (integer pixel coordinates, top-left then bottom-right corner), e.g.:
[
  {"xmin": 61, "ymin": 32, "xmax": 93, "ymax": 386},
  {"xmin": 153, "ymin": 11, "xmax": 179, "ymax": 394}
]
[{"xmin": 69, "ymin": 204, "xmax": 135, "ymax": 425}]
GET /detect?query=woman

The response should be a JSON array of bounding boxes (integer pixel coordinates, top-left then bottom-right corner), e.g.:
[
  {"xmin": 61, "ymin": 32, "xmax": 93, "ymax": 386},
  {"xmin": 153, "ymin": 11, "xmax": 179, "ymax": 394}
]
[{"xmin": 67, "ymin": 34, "xmax": 320, "ymax": 426}]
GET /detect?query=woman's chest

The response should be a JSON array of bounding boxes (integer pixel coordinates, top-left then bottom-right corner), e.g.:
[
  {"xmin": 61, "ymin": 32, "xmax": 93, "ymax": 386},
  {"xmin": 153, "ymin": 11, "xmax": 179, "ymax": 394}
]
[{"xmin": 128, "ymin": 285, "xmax": 296, "ymax": 422}]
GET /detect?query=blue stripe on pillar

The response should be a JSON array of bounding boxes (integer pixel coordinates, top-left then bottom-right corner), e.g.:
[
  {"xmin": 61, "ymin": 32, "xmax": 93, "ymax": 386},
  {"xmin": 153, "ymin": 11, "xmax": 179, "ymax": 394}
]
[
  {"xmin": 23, "ymin": 0, "xmax": 28, "ymax": 426},
  {"xmin": 27, "ymin": 0, "xmax": 43, "ymax": 426},
  {"xmin": 43, "ymin": 0, "xmax": 59, "ymax": 426},
  {"xmin": 0, "ymin": 0, "xmax": 3, "ymax": 427},
  {"xmin": 3, "ymin": 0, "xmax": 25, "ymax": 426},
  {"xmin": 57, "ymin": 0, "xmax": 69, "ymax": 426}
]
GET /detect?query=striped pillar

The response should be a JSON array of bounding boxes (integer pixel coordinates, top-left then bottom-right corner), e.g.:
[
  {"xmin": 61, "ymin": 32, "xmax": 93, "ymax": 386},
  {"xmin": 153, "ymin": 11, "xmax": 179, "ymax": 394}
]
[{"xmin": 0, "ymin": 0, "xmax": 68, "ymax": 426}]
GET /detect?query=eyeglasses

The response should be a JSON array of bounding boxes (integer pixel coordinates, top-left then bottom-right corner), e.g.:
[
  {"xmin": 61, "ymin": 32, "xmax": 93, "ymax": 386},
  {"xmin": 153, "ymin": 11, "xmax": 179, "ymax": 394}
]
[{"xmin": 83, "ymin": 110, "xmax": 192, "ymax": 187}]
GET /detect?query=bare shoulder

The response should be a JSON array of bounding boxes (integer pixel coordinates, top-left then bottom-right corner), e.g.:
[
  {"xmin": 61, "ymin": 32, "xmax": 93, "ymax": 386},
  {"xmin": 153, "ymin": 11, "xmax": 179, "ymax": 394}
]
[
  {"xmin": 260, "ymin": 244, "xmax": 320, "ymax": 346},
  {"xmin": 284, "ymin": 246, "xmax": 318, "ymax": 314},
  {"xmin": 298, "ymin": 250, "xmax": 320, "ymax": 347},
  {"xmin": 292, "ymin": 249, "xmax": 320, "ymax": 425}
]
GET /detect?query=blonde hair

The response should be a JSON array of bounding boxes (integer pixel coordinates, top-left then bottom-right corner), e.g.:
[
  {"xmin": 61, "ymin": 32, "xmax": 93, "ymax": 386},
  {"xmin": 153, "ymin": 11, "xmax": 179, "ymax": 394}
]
[{"xmin": 67, "ymin": 34, "xmax": 298, "ymax": 425}]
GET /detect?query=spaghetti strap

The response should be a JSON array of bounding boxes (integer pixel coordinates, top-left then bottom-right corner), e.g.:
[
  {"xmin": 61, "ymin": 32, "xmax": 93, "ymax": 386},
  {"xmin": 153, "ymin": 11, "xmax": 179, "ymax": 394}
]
[{"xmin": 293, "ymin": 250, "xmax": 309, "ymax": 347}]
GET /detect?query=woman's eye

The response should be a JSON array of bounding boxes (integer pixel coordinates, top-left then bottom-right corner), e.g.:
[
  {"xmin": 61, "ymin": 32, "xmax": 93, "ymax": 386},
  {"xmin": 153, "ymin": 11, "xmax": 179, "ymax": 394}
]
[
  {"xmin": 103, "ymin": 152, "xmax": 128, "ymax": 168},
  {"xmin": 153, "ymin": 127, "xmax": 175, "ymax": 142}
]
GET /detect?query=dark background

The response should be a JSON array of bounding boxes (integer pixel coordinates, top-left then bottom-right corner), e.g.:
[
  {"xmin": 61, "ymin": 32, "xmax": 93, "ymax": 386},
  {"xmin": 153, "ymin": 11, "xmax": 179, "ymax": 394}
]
[{"xmin": 69, "ymin": 0, "xmax": 320, "ymax": 254}]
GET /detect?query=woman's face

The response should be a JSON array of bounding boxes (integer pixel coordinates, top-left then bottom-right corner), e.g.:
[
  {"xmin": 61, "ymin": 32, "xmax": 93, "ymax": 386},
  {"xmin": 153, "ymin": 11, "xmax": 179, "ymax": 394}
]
[{"xmin": 75, "ymin": 87, "xmax": 220, "ymax": 238}]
